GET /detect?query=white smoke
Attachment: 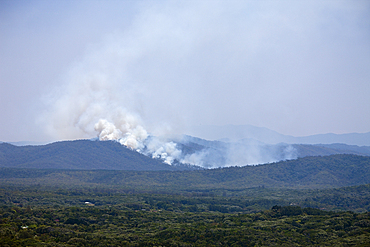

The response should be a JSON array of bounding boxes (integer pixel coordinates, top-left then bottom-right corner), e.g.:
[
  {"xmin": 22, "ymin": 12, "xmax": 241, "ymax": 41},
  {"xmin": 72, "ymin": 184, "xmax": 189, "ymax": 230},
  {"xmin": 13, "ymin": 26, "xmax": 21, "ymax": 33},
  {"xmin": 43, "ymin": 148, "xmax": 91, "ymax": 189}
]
[
  {"xmin": 39, "ymin": 1, "xmax": 302, "ymax": 168},
  {"xmin": 93, "ymin": 118, "xmax": 183, "ymax": 164},
  {"xmin": 144, "ymin": 138, "xmax": 182, "ymax": 165},
  {"xmin": 92, "ymin": 117, "xmax": 298, "ymax": 167},
  {"xmin": 40, "ymin": 43, "xmax": 298, "ymax": 167},
  {"xmin": 40, "ymin": 45, "xmax": 186, "ymax": 164},
  {"xmin": 94, "ymin": 118, "xmax": 148, "ymax": 150},
  {"xmin": 225, "ymin": 142, "xmax": 298, "ymax": 167},
  {"xmin": 180, "ymin": 151, "xmax": 206, "ymax": 167},
  {"xmin": 93, "ymin": 116, "xmax": 184, "ymax": 165}
]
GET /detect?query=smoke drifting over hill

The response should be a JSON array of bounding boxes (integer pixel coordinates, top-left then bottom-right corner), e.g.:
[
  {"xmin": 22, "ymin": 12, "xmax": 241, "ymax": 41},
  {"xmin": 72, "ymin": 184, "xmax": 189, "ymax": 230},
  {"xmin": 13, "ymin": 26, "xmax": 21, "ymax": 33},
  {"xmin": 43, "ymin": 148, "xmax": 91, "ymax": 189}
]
[
  {"xmin": 36, "ymin": 0, "xmax": 370, "ymax": 167},
  {"xmin": 95, "ymin": 117, "xmax": 183, "ymax": 166},
  {"xmin": 38, "ymin": 2, "xmax": 308, "ymax": 168},
  {"xmin": 39, "ymin": 41, "xmax": 298, "ymax": 167},
  {"xmin": 1, "ymin": 1, "xmax": 370, "ymax": 144}
]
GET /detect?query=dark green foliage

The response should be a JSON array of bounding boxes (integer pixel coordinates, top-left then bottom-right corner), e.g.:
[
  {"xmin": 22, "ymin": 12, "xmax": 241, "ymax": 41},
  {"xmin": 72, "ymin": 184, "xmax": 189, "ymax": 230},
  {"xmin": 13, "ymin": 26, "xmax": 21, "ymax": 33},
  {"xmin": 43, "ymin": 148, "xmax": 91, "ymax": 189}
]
[
  {"xmin": 299, "ymin": 183, "xmax": 370, "ymax": 212},
  {"xmin": 1, "ymin": 141, "xmax": 370, "ymax": 245},
  {"xmin": 0, "ymin": 183, "xmax": 370, "ymax": 246},
  {"xmin": 1, "ymin": 194, "xmax": 369, "ymax": 246}
]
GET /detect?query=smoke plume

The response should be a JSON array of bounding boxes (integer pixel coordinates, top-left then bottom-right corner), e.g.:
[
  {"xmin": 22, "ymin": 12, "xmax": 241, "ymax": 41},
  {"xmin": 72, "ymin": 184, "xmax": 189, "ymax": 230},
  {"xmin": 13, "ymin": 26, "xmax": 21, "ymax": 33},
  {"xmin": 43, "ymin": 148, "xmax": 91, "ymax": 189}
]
[
  {"xmin": 39, "ymin": 1, "xmax": 300, "ymax": 168},
  {"xmin": 94, "ymin": 118, "xmax": 181, "ymax": 165},
  {"xmin": 41, "ymin": 48, "xmax": 298, "ymax": 167}
]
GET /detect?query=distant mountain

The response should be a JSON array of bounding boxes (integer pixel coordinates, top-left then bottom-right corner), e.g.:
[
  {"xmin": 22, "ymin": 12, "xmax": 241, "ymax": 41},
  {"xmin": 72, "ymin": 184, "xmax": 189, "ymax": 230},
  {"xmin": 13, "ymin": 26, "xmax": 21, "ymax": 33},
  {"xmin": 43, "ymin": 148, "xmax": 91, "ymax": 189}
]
[
  {"xmin": 294, "ymin": 133, "xmax": 370, "ymax": 146},
  {"xmin": 188, "ymin": 124, "xmax": 370, "ymax": 146},
  {"xmin": 293, "ymin": 144, "xmax": 370, "ymax": 158},
  {"xmin": 7, "ymin": 141, "xmax": 52, "ymax": 146},
  {"xmin": 313, "ymin": 144, "xmax": 370, "ymax": 156},
  {"xmin": 188, "ymin": 124, "xmax": 287, "ymax": 144},
  {"xmin": 0, "ymin": 140, "xmax": 194, "ymax": 171}
]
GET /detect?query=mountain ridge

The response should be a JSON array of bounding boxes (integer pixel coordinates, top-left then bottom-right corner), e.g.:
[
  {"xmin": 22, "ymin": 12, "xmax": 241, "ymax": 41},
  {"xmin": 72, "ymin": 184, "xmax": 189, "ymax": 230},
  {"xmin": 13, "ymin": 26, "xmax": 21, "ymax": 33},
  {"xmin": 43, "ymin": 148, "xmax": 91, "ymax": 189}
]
[
  {"xmin": 188, "ymin": 124, "xmax": 370, "ymax": 146},
  {"xmin": 1, "ymin": 154, "xmax": 369, "ymax": 190},
  {"xmin": 0, "ymin": 140, "xmax": 191, "ymax": 171},
  {"xmin": 1, "ymin": 138, "xmax": 370, "ymax": 170}
]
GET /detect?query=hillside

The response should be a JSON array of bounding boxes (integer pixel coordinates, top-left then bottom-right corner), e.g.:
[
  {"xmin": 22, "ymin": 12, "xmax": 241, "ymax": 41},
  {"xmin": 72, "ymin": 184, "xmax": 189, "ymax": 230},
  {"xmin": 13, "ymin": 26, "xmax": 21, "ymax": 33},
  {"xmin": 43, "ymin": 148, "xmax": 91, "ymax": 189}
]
[
  {"xmin": 2, "ymin": 138, "xmax": 370, "ymax": 170},
  {"xmin": 1, "ymin": 154, "xmax": 369, "ymax": 190},
  {"xmin": 0, "ymin": 140, "xmax": 188, "ymax": 171}
]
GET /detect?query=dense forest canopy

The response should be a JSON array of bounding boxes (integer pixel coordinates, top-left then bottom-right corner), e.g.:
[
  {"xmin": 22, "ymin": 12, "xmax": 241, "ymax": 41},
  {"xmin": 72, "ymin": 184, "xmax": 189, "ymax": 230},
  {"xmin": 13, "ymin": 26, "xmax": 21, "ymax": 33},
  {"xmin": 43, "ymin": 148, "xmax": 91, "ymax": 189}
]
[{"xmin": 1, "ymin": 143, "xmax": 370, "ymax": 245}]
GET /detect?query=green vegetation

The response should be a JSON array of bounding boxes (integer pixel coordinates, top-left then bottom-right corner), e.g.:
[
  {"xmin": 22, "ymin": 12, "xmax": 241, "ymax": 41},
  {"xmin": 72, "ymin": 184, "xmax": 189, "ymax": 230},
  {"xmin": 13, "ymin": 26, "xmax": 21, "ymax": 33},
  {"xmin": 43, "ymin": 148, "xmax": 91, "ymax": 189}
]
[
  {"xmin": 1, "ymin": 186, "xmax": 370, "ymax": 246},
  {"xmin": 2, "ymin": 182, "xmax": 370, "ymax": 213},
  {"xmin": 1, "ymin": 153, "xmax": 370, "ymax": 245}
]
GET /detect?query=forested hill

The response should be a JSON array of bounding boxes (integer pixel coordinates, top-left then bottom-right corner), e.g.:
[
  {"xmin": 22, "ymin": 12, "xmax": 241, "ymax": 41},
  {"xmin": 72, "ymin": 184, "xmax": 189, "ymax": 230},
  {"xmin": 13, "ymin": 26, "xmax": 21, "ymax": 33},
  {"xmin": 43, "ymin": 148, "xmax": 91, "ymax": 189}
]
[
  {"xmin": 1, "ymin": 154, "xmax": 369, "ymax": 190},
  {"xmin": 2, "ymin": 138, "xmax": 370, "ymax": 171},
  {"xmin": 0, "ymin": 140, "xmax": 185, "ymax": 171}
]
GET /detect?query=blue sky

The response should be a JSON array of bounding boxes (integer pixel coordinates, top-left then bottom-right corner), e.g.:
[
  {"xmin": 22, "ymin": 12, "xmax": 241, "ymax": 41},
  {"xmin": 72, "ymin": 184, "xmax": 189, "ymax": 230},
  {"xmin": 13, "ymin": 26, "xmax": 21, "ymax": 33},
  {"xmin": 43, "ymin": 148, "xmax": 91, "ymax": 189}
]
[{"xmin": 1, "ymin": 0, "xmax": 370, "ymax": 142}]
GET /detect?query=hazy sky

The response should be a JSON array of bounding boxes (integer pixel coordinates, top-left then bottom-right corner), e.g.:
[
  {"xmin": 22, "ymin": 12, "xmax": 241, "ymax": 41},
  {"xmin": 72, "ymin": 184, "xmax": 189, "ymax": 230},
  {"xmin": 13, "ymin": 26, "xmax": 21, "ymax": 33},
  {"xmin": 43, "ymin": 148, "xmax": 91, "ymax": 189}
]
[{"xmin": 1, "ymin": 0, "xmax": 370, "ymax": 142}]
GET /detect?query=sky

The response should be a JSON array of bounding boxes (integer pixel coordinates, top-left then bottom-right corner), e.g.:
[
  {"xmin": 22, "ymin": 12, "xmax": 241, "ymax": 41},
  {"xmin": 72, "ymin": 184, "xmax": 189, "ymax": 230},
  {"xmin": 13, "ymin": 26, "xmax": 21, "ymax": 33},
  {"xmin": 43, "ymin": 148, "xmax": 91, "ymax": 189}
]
[{"xmin": 1, "ymin": 0, "xmax": 370, "ymax": 143}]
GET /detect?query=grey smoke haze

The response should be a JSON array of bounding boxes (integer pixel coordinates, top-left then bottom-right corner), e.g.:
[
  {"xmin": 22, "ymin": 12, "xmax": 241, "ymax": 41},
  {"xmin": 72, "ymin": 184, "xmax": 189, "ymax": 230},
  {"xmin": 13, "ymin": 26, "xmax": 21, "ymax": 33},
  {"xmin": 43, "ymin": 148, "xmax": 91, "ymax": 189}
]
[
  {"xmin": 1, "ymin": 0, "xmax": 370, "ymax": 145},
  {"xmin": 177, "ymin": 136, "xmax": 298, "ymax": 168}
]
